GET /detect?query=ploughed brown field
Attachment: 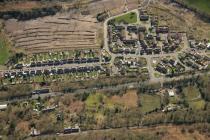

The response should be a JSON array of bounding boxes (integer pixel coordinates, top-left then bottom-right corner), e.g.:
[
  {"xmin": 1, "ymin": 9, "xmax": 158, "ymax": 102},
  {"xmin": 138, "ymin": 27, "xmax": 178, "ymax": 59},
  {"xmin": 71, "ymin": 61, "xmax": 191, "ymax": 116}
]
[
  {"xmin": 1, "ymin": 0, "xmax": 141, "ymax": 54},
  {"xmin": 4, "ymin": 13, "xmax": 100, "ymax": 53}
]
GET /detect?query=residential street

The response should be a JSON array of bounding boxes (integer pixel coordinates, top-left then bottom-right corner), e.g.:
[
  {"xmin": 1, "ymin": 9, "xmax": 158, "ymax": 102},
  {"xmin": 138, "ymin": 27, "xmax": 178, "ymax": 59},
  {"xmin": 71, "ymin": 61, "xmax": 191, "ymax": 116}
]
[
  {"xmin": 103, "ymin": 9, "xmax": 204, "ymax": 84},
  {"xmin": 0, "ymin": 0, "xmax": 209, "ymax": 89}
]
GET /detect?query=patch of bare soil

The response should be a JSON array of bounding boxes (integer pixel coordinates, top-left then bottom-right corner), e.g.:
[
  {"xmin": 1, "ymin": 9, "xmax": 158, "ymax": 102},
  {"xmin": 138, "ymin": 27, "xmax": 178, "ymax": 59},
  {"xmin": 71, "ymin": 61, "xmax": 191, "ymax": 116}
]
[
  {"xmin": 69, "ymin": 101, "xmax": 84, "ymax": 113},
  {"xmin": 59, "ymin": 94, "xmax": 84, "ymax": 114},
  {"xmin": 4, "ymin": 12, "xmax": 100, "ymax": 53},
  {"xmin": 111, "ymin": 89, "xmax": 138, "ymax": 108},
  {"xmin": 0, "ymin": 1, "xmax": 44, "ymax": 12},
  {"xmin": 85, "ymin": 0, "xmax": 141, "ymax": 17},
  {"xmin": 16, "ymin": 121, "xmax": 30, "ymax": 133}
]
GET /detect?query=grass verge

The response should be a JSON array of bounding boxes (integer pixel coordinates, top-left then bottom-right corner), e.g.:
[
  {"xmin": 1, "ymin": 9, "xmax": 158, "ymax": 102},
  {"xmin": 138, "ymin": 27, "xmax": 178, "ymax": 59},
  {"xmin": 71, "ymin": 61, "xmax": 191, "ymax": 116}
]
[{"xmin": 114, "ymin": 12, "xmax": 137, "ymax": 24}]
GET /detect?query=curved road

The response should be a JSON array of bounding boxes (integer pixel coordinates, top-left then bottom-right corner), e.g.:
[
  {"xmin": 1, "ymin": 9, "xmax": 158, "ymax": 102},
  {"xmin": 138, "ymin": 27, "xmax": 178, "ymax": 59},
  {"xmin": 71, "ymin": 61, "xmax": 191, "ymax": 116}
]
[{"xmin": 103, "ymin": 5, "xmax": 195, "ymax": 84}]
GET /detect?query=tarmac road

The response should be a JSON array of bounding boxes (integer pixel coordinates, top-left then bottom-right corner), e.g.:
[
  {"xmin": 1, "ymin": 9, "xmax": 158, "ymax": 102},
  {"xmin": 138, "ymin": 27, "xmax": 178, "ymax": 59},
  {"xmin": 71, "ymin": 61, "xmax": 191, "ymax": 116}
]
[{"xmin": 103, "ymin": 8, "xmax": 200, "ymax": 83}]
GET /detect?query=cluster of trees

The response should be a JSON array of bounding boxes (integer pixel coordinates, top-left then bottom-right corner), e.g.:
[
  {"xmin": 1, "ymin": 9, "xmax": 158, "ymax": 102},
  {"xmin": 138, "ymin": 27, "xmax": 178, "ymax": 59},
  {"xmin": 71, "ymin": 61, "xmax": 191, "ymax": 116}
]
[
  {"xmin": 142, "ymin": 109, "xmax": 210, "ymax": 126},
  {"xmin": 7, "ymin": 52, "xmax": 25, "ymax": 66},
  {"xmin": 51, "ymin": 75, "xmax": 148, "ymax": 93},
  {"xmin": 162, "ymin": 74, "xmax": 210, "ymax": 102},
  {"xmin": 74, "ymin": 102, "xmax": 210, "ymax": 131},
  {"xmin": 0, "ymin": 5, "xmax": 61, "ymax": 20},
  {"xmin": 0, "ymin": 72, "xmax": 209, "ymax": 138},
  {"xmin": 96, "ymin": 11, "xmax": 109, "ymax": 22},
  {"xmin": 0, "ymin": 95, "xmax": 63, "ymax": 138},
  {"xmin": 62, "ymin": 75, "xmax": 210, "ymax": 131},
  {"xmin": 0, "ymin": 84, "xmax": 32, "ymax": 101}
]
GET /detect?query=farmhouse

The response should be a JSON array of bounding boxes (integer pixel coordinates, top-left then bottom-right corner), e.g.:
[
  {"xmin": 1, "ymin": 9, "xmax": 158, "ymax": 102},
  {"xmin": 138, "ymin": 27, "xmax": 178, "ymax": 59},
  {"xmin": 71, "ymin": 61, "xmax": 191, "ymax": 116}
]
[
  {"xmin": 207, "ymin": 43, "xmax": 210, "ymax": 49},
  {"xmin": 168, "ymin": 90, "xmax": 175, "ymax": 97},
  {"xmin": 30, "ymin": 128, "xmax": 40, "ymax": 136},
  {"xmin": 0, "ymin": 104, "xmax": 7, "ymax": 111},
  {"xmin": 162, "ymin": 104, "xmax": 177, "ymax": 112}
]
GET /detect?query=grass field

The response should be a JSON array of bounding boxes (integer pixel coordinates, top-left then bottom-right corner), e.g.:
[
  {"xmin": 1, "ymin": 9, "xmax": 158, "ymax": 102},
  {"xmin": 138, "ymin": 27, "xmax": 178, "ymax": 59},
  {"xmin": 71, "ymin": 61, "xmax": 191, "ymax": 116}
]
[
  {"xmin": 183, "ymin": 86, "xmax": 200, "ymax": 100},
  {"xmin": 188, "ymin": 99, "xmax": 205, "ymax": 110},
  {"xmin": 114, "ymin": 12, "xmax": 137, "ymax": 24},
  {"xmin": 85, "ymin": 93, "xmax": 105, "ymax": 108},
  {"xmin": 140, "ymin": 94, "xmax": 161, "ymax": 113},
  {"xmin": 85, "ymin": 90, "xmax": 138, "ymax": 111},
  {"xmin": 183, "ymin": 86, "xmax": 206, "ymax": 110},
  {"xmin": 182, "ymin": 0, "xmax": 210, "ymax": 15},
  {"xmin": 0, "ymin": 39, "xmax": 9, "ymax": 65}
]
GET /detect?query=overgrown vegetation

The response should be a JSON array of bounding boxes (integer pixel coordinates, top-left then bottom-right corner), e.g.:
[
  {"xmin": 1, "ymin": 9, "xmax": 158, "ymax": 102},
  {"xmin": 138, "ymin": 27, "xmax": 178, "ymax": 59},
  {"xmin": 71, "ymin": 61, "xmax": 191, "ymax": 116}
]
[
  {"xmin": 173, "ymin": 0, "xmax": 210, "ymax": 21},
  {"xmin": 30, "ymin": 124, "xmax": 210, "ymax": 140},
  {"xmin": 183, "ymin": 0, "xmax": 210, "ymax": 15},
  {"xmin": 0, "ymin": 74, "xmax": 210, "ymax": 139}
]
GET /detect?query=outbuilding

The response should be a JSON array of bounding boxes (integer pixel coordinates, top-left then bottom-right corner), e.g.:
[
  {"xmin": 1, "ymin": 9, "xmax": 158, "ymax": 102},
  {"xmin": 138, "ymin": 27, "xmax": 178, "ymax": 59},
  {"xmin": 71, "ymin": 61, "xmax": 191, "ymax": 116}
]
[
  {"xmin": 0, "ymin": 104, "xmax": 7, "ymax": 111},
  {"xmin": 168, "ymin": 90, "xmax": 175, "ymax": 97}
]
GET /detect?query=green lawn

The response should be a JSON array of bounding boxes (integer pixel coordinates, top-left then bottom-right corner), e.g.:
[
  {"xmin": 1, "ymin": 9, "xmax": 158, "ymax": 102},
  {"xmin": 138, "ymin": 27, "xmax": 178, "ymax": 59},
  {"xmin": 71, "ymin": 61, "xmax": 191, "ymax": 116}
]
[
  {"xmin": 0, "ymin": 39, "xmax": 9, "ymax": 65},
  {"xmin": 114, "ymin": 12, "xmax": 137, "ymax": 24},
  {"xmin": 183, "ymin": 86, "xmax": 200, "ymax": 101},
  {"xmin": 140, "ymin": 94, "xmax": 161, "ymax": 113},
  {"xmin": 85, "ymin": 93, "xmax": 106, "ymax": 109},
  {"xmin": 183, "ymin": 0, "xmax": 210, "ymax": 15},
  {"xmin": 183, "ymin": 86, "xmax": 206, "ymax": 110},
  {"xmin": 188, "ymin": 99, "xmax": 205, "ymax": 110},
  {"xmin": 154, "ymin": 73, "xmax": 162, "ymax": 78}
]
